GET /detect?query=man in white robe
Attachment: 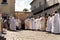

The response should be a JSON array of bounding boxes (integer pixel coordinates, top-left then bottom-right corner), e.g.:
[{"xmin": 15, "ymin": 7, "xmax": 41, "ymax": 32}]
[
  {"xmin": 29, "ymin": 19, "xmax": 32, "ymax": 29},
  {"xmin": 15, "ymin": 18, "xmax": 21, "ymax": 30},
  {"xmin": 10, "ymin": 16, "xmax": 16, "ymax": 31},
  {"xmin": 25, "ymin": 18, "xmax": 31, "ymax": 29},
  {"xmin": 46, "ymin": 14, "xmax": 52, "ymax": 32},
  {"xmin": 51, "ymin": 12, "xmax": 60, "ymax": 33},
  {"xmin": 40, "ymin": 16, "xmax": 46, "ymax": 31},
  {"xmin": 31, "ymin": 18, "xmax": 35, "ymax": 30},
  {"xmin": 35, "ymin": 18, "xmax": 40, "ymax": 30}
]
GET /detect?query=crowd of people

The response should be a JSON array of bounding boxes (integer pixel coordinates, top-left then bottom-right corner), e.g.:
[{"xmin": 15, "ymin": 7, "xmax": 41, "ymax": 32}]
[
  {"xmin": 2, "ymin": 15, "xmax": 21, "ymax": 31},
  {"xmin": 0, "ymin": 11, "xmax": 60, "ymax": 39},
  {"xmin": 0, "ymin": 11, "xmax": 59, "ymax": 39},
  {"xmin": 25, "ymin": 11, "xmax": 60, "ymax": 34}
]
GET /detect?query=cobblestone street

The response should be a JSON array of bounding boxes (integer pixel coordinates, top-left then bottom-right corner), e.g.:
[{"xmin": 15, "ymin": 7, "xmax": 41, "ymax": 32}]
[{"xmin": 3, "ymin": 29, "xmax": 60, "ymax": 40}]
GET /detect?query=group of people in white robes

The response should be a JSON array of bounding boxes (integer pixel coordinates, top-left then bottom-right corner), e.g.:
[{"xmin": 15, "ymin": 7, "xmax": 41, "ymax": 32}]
[
  {"xmin": 25, "ymin": 16, "xmax": 46, "ymax": 31},
  {"xmin": 46, "ymin": 11, "xmax": 60, "ymax": 33},
  {"xmin": 25, "ymin": 18, "xmax": 35, "ymax": 30},
  {"xmin": 9, "ymin": 16, "xmax": 20, "ymax": 31},
  {"xmin": 25, "ymin": 11, "xmax": 60, "ymax": 34}
]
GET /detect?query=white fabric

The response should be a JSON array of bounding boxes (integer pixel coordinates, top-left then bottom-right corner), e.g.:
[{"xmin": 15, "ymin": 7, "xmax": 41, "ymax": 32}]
[
  {"xmin": 29, "ymin": 19, "xmax": 32, "ymax": 29},
  {"xmin": 51, "ymin": 16, "xmax": 55, "ymax": 33},
  {"xmin": 25, "ymin": 19, "xmax": 31, "ymax": 29},
  {"xmin": 35, "ymin": 19, "xmax": 40, "ymax": 30},
  {"xmin": 33, "ymin": 19, "xmax": 36, "ymax": 29},
  {"xmin": 15, "ymin": 19, "xmax": 20, "ymax": 26},
  {"xmin": 39, "ymin": 18, "xmax": 42, "ymax": 30},
  {"xmin": 30, "ymin": 18, "xmax": 35, "ymax": 29},
  {"xmin": 10, "ymin": 17, "xmax": 16, "ymax": 30},
  {"xmin": 40, "ymin": 17, "xmax": 45, "ymax": 30},
  {"xmin": 25, "ymin": 19, "xmax": 27, "ymax": 29},
  {"xmin": 51, "ymin": 13, "xmax": 60, "ymax": 33},
  {"xmin": 46, "ymin": 16, "xmax": 52, "ymax": 32},
  {"xmin": 58, "ymin": 14, "xmax": 60, "ymax": 33}
]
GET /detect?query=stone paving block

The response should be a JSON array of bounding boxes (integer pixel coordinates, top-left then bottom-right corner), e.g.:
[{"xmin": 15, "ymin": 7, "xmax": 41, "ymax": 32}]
[{"xmin": 3, "ymin": 30, "xmax": 60, "ymax": 40}]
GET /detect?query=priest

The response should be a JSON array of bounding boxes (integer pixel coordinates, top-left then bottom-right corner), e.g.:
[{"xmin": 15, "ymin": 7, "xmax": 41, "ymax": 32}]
[
  {"xmin": 46, "ymin": 14, "xmax": 52, "ymax": 33},
  {"xmin": 10, "ymin": 16, "xmax": 16, "ymax": 31},
  {"xmin": 51, "ymin": 11, "xmax": 60, "ymax": 33},
  {"xmin": 40, "ymin": 16, "xmax": 46, "ymax": 31}
]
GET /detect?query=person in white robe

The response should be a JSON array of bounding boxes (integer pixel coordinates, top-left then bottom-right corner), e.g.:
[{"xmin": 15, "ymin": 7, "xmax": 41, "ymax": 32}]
[
  {"xmin": 51, "ymin": 11, "xmax": 60, "ymax": 33},
  {"xmin": 46, "ymin": 14, "xmax": 52, "ymax": 32},
  {"xmin": 25, "ymin": 18, "xmax": 31, "ymax": 29},
  {"xmin": 10, "ymin": 16, "xmax": 16, "ymax": 31},
  {"xmin": 51, "ymin": 13, "xmax": 55, "ymax": 33},
  {"xmin": 59, "ymin": 13, "xmax": 60, "ymax": 33},
  {"xmin": 34, "ymin": 18, "xmax": 40, "ymax": 30},
  {"xmin": 15, "ymin": 18, "xmax": 21, "ymax": 30},
  {"xmin": 40, "ymin": 16, "xmax": 46, "ymax": 31},
  {"xmin": 30, "ymin": 18, "xmax": 35, "ymax": 30}
]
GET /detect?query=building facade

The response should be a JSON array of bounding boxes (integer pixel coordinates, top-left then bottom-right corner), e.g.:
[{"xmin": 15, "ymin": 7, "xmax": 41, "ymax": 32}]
[
  {"xmin": 30, "ymin": 0, "xmax": 60, "ymax": 17},
  {"xmin": 0, "ymin": 0, "xmax": 15, "ymax": 16}
]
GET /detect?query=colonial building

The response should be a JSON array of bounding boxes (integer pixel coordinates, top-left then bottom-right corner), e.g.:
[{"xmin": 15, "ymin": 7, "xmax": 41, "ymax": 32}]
[
  {"xmin": 30, "ymin": 0, "xmax": 60, "ymax": 17},
  {"xmin": 0, "ymin": 0, "xmax": 15, "ymax": 16}
]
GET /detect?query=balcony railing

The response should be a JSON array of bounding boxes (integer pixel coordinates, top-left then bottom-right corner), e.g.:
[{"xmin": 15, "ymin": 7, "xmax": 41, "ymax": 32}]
[
  {"xmin": 32, "ymin": 3, "xmax": 59, "ymax": 15},
  {"xmin": 32, "ymin": 5, "xmax": 43, "ymax": 13}
]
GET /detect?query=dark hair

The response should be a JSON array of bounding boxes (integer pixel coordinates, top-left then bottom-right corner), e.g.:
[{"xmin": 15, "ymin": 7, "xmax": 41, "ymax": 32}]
[
  {"xmin": 55, "ymin": 11, "xmax": 57, "ymax": 13},
  {"xmin": 48, "ymin": 14, "xmax": 50, "ymax": 16}
]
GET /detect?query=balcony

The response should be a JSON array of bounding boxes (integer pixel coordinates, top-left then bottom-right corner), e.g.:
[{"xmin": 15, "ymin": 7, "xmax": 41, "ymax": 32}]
[
  {"xmin": 32, "ymin": 4, "xmax": 47, "ymax": 15},
  {"xmin": 32, "ymin": 5, "xmax": 43, "ymax": 14},
  {"xmin": 32, "ymin": 3, "xmax": 59, "ymax": 15}
]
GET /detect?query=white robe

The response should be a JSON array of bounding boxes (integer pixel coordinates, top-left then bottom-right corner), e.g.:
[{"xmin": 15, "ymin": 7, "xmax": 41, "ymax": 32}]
[
  {"xmin": 29, "ymin": 18, "xmax": 35, "ymax": 29},
  {"xmin": 35, "ymin": 19, "xmax": 40, "ymax": 30},
  {"xmin": 29, "ymin": 19, "xmax": 32, "ymax": 29},
  {"xmin": 40, "ymin": 17, "xmax": 46, "ymax": 30},
  {"xmin": 25, "ymin": 19, "xmax": 31, "ymax": 29},
  {"xmin": 51, "ymin": 13, "xmax": 60, "ymax": 33},
  {"xmin": 30, "ymin": 18, "xmax": 35, "ymax": 29},
  {"xmin": 33, "ymin": 19, "xmax": 36, "ymax": 30},
  {"xmin": 10, "ymin": 17, "xmax": 16, "ymax": 31},
  {"xmin": 46, "ymin": 16, "xmax": 52, "ymax": 32},
  {"xmin": 59, "ymin": 14, "xmax": 60, "ymax": 33}
]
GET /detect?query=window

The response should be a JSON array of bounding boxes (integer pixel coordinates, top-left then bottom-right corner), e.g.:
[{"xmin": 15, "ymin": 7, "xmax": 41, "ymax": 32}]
[
  {"xmin": 34, "ymin": 6, "xmax": 36, "ymax": 9},
  {"xmin": 39, "ymin": 2, "xmax": 41, "ymax": 6},
  {"xmin": 2, "ymin": 0, "xmax": 7, "ymax": 4}
]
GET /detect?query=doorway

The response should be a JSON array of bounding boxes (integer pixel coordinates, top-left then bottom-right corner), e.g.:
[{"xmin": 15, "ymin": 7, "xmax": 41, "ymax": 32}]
[{"xmin": 21, "ymin": 21, "xmax": 25, "ymax": 30}]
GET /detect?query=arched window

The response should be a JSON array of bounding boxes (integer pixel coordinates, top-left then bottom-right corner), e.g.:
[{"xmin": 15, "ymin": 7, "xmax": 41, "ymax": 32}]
[{"xmin": 2, "ymin": 0, "xmax": 7, "ymax": 4}]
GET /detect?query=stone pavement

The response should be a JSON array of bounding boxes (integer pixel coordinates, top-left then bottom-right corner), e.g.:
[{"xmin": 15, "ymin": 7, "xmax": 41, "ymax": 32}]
[{"xmin": 2, "ymin": 29, "xmax": 60, "ymax": 40}]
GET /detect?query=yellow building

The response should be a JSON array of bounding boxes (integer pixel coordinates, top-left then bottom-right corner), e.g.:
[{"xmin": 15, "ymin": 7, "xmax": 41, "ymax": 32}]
[{"xmin": 0, "ymin": 0, "xmax": 15, "ymax": 15}]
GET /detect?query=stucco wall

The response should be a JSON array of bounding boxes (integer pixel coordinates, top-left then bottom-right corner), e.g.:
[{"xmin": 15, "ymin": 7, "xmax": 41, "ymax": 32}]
[{"xmin": 0, "ymin": 0, "xmax": 15, "ymax": 15}]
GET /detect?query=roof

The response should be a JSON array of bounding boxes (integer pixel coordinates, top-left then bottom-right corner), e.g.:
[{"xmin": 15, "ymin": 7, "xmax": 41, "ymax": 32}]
[{"xmin": 30, "ymin": 0, "xmax": 36, "ymax": 5}]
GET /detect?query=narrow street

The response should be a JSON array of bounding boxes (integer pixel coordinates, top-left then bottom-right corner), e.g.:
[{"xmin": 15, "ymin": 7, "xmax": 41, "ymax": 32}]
[{"xmin": 2, "ymin": 29, "xmax": 60, "ymax": 40}]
